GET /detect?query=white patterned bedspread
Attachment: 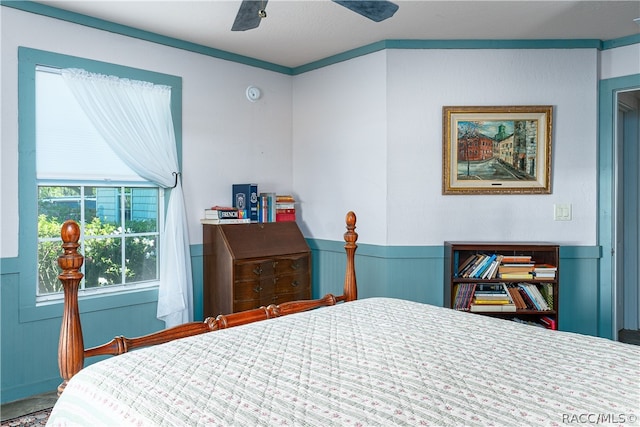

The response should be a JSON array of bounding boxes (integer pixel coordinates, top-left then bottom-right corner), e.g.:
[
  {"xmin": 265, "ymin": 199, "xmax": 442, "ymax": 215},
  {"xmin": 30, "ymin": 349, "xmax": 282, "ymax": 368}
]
[{"xmin": 47, "ymin": 298, "xmax": 639, "ymax": 426}]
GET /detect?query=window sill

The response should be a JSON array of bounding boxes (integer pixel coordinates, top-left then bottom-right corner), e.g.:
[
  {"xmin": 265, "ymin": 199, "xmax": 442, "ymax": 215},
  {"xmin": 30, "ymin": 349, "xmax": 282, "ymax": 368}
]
[{"xmin": 20, "ymin": 286, "xmax": 159, "ymax": 323}]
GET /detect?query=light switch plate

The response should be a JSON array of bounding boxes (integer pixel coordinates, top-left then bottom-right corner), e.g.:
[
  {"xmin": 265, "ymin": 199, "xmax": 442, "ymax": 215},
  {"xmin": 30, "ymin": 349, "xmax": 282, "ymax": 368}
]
[{"xmin": 554, "ymin": 204, "xmax": 572, "ymax": 221}]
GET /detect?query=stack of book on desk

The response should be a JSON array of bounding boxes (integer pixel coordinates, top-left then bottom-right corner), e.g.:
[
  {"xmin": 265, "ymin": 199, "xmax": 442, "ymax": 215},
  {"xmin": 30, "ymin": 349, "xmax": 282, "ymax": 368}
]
[
  {"xmin": 200, "ymin": 206, "xmax": 251, "ymax": 224},
  {"xmin": 275, "ymin": 195, "xmax": 296, "ymax": 222}
]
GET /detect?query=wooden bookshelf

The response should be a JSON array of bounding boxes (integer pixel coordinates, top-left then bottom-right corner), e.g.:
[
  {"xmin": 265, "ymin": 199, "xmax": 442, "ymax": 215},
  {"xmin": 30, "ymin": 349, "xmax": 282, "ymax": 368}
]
[{"xmin": 444, "ymin": 242, "xmax": 560, "ymax": 330}]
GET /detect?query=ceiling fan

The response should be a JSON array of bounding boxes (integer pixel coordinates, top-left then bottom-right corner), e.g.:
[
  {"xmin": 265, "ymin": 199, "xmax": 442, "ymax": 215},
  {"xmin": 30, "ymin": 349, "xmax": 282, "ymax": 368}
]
[{"xmin": 231, "ymin": 0, "xmax": 399, "ymax": 31}]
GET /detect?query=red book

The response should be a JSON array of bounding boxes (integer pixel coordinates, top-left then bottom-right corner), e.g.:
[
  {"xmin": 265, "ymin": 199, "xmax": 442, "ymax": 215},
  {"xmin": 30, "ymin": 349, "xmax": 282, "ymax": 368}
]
[
  {"xmin": 276, "ymin": 213, "xmax": 296, "ymax": 222},
  {"xmin": 540, "ymin": 316, "xmax": 557, "ymax": 330}
]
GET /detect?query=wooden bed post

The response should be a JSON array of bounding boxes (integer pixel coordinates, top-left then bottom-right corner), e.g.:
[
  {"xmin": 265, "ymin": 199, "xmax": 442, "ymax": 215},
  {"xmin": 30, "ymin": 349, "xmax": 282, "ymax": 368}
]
[
  {"xmin": 343, "ymin": 211, "xmax": 358, "ymax": 302},
  {"xmin": 56, "ymin": 220, "xmax": 85, "ymax": 396}
]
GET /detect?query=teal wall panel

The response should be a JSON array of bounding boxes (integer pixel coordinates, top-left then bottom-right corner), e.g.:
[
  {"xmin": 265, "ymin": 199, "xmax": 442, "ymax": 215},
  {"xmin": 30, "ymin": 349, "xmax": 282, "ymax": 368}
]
[
  {"xmin": 190, "ymin": 245, "xmax": 204, "ymax": 321},
  {"xmin": 557, "ymin": 246, "xmax": 601, "ymax": 335},
  {"xmin": 384, "ymin": 254, "xmax": 444, "ymax": 306},
  {"xmin": 2, "ymin": 257, "xmax": 166, "ymax": 404},
  {"xmin": 308, "ymin": 240, "xmax": 352, "ymax": 299},
  {"xmin": 308, "ymin": 240, "xmax": 445, "ymax": 305},
  {"xmin": 1, "ymin": 271, "xmax": 61, "ymax": 401}
]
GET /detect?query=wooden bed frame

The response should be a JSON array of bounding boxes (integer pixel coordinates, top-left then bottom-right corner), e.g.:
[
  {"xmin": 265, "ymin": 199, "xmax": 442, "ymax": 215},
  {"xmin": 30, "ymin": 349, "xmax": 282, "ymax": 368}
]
[{"xmin": 56, "ymin": 211, "xmax": 358, "ymax": 395}]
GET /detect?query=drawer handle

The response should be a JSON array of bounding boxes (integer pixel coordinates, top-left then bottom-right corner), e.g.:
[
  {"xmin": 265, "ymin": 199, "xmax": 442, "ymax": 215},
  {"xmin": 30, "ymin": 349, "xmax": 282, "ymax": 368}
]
[
  {"xmin": 291, "ymin": 261, "xmax": 299, "ymax": 270},
  {"xmin": 253, "ymin": 286, "xmax": 263, "ymax": 293},
  {"xmin": 253, "ymin": 267, "xmax": 262, "ymax": 275},
  {"xmin": 291, "ymin": 280, "xmax": 299, "ymax": 287}
]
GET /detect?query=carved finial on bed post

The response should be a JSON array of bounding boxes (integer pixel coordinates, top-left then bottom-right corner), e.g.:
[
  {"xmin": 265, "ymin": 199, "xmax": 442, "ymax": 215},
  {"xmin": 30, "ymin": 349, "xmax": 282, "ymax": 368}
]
[
  {"xmin": 56, "ymin": 220, "xmax": 85, "ymax": 396},
  {"xmin": 343, "ymin": 211, "xmax": 358, "ymax": 301}
]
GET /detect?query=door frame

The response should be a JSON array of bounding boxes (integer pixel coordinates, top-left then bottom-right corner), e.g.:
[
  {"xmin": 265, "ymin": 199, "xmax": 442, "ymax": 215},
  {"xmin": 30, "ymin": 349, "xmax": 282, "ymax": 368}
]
[{"xmin": 598, "ymin": 74, "xmax": 640, "ymax": 339}]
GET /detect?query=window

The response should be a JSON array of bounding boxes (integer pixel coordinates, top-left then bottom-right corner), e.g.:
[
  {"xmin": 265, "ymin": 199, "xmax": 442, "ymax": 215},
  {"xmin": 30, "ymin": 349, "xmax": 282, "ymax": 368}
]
[
  {"xmin": 19, "ymin": 47, "xmax": 183, "ymax": 321},
  {"xmin": 37, "ymin": 185, "xmax": 160, "ymax": 297},
  {"xmin": 33, "ymin": 62, "xmax": 163, "ymax": 301}
]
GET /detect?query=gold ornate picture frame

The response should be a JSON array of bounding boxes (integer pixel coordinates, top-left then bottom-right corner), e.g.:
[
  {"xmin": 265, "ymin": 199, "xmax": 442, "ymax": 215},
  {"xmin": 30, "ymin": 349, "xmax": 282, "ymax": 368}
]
[{"xmin": 443, "ymin": 105, "xmax": 553, "ymax": 194}]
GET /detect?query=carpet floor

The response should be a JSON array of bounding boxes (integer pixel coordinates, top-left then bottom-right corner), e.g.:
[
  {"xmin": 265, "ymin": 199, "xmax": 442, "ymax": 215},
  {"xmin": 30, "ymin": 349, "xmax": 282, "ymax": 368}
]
[{"xmin": 1, "ymin": 408, "xmax": 51, "ymax": 427}]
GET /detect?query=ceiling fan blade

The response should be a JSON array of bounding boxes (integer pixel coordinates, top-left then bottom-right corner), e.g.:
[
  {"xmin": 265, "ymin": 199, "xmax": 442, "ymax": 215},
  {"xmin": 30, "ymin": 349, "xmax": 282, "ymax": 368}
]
[
  {"xmin": 232, "ymin": 0, "xmax": 269, "ymax": 31},
  {"xmin": 332, "ymin": 0, "xmax": 399, "ymax": 22}
]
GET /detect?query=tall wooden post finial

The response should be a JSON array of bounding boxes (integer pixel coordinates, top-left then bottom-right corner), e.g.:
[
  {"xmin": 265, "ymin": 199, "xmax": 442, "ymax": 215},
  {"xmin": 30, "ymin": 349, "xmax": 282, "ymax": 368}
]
[
  {"xmin": 343, "ymin": 211, "xmax": 358, "ymax": 301},
  {"xmin": 57, "ymin": 220, "xmax": 85, "ymax": 395}
]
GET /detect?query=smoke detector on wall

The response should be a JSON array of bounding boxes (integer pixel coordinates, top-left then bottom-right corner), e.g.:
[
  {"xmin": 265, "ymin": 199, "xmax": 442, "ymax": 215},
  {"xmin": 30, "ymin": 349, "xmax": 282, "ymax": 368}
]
[{"xmin": 246, "ymin": 86, "xmax": 261, "ymax": 102}]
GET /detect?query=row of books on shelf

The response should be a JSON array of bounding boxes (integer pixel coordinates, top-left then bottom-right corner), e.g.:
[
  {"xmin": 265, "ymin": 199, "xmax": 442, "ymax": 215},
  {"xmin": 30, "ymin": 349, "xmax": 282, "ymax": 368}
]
[
  {"xmin": 201, "ymin": 184, "xmax": 297, "ymax": 224},
  {"xmin": 456, "ymin": 253, "xmax": 557, "ymax": 280},
  {"xmin": 453, "ymin": 282, "xmax": 554, "ymax": 313}
]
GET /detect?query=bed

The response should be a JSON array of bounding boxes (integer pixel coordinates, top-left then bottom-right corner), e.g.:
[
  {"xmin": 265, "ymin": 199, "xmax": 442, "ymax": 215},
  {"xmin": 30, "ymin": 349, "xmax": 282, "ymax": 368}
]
[{"xmin": 48, "ymin": 212, "xmax": 639, "ymax": 426}]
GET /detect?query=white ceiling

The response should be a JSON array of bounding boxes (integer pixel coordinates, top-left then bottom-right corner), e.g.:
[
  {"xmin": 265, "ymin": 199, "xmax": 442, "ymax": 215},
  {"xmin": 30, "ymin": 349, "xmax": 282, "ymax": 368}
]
[{"xmin": 35, "ymin": 1, "xmax": 640, "ymax": 68}]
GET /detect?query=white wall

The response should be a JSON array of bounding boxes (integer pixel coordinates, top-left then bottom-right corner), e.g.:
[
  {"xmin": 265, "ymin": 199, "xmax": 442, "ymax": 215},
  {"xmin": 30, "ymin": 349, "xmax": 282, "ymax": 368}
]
[
  {"xmin": 0, "ymin": 7, "xmax": 293, "ymax": 257},
  {"xmin": 600, "ymin": 44, "xmax": 640, "ymax": 80},
  {"xmin": 292, "ymin": 52, "xmax": 389, "ymax": 243},
  {"xmin": 294, "ymin": 47, "xmax": 600, "ymax": 245},
  {"xmin": 386, "ymin": 48, "xmax": 598, "ymax": 245}
]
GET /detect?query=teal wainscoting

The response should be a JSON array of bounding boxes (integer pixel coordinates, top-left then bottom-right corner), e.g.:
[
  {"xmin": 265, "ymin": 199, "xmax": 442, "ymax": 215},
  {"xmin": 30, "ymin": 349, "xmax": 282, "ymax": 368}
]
[
  {"xmin": 558, "ymin": 245, "xmax": 603, "ymax": 337},
  {"xmin": 0, "ymin": 242, "xmax": 602, "ymax": 403},
  {"xmin": 190, "ymin": 244, "xmax": 204, "ymax": 322},
  {"xmin": 307, "ymin": 240, "xmax": 444, "ymax": 305},
  {"xmin": 1, "ymin": 257, "xmax": 164, "ymax": 404},
  {"xmin": 1, "ymin": 268, "xmax": 60, "ymax": 402},
  {"xmin": 305, "ymin": 240, "xmax": 603, "ymax": 337}
]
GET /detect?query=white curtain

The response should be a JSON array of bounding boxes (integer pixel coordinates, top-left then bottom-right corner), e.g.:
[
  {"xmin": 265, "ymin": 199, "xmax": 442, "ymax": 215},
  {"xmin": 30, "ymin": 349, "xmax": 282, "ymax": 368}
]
[{"xmin": 61, "ymin": 68, "xmax": 192, "ymax": 328}]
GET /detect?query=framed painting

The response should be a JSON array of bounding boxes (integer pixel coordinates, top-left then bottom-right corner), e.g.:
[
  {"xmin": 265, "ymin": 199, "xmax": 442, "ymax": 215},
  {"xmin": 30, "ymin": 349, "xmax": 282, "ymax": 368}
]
[{"xmin": 442, "ymin": 105, "xmax": 553, "ymax": 194}]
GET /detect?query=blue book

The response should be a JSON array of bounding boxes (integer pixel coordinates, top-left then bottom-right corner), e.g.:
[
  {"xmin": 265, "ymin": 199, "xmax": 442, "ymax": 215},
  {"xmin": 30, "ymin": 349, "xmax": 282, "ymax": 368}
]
[
  {"xmin": 469, "ymin": 254, "xmax": 491, "ymax": 278},
  {"xmin": 475, "ymin": 254, "xmax": 497, "ymax": 278},
  {"xmin": 232, "ymin": 184, "xmax": 258, "ymax": 222}
]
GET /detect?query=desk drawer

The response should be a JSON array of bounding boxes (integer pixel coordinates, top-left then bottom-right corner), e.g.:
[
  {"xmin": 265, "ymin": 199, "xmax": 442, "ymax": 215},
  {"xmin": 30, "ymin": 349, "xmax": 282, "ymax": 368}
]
[
  {"xmin": 234, "ymin": 259, "xmax": 276, "ymax": 279},
  {"xmin": 273, "ymin": 255, "xmax": 309, "ymax": 275}
]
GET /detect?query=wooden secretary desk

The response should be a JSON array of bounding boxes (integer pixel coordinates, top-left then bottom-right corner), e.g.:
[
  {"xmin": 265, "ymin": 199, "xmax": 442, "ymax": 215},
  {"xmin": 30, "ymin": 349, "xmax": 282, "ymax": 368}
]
[{"xmin": 202, "ymin": 222, "xmax": 311, "ymax": 317}]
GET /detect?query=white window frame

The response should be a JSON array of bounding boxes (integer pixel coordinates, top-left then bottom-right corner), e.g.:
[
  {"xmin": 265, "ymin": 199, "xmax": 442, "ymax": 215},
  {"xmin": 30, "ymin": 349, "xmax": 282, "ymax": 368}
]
[{"xmin": 36, "ymin": 182, "xmax": 164, "ymax": 304}]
